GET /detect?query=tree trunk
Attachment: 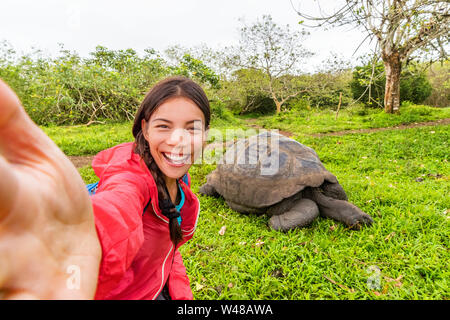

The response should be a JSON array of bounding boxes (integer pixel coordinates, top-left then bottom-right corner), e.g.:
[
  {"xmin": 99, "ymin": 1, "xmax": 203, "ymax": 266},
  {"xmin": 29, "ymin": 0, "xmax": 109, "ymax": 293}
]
[
  {"xmin": 275, "ymin": 101, "xmax": 281, "ymax": 113},
  {"xmin": 383, "ymin": 52, "xmax": 402, "ymax": 114}
]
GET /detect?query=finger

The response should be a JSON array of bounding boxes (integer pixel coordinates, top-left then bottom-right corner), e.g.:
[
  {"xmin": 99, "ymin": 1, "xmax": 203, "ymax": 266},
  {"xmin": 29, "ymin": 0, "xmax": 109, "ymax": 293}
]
[
  {"xmin": 0, "ymin": 79, "xmax": 62, "ymax": 166},
  {"xmin": 3, "ymin": 291, "xmax": 39, "ymax": 300},
  {"xmin": 0, "ymin": 79, "xmax": 23, "ymax": 130},
  {"xmin": 0, "ymin": 247, "xmax": 11, "ymax": 294},
  {"xmin": 0, "ymin": 79, "xmax": 40, "ymax": 160}
]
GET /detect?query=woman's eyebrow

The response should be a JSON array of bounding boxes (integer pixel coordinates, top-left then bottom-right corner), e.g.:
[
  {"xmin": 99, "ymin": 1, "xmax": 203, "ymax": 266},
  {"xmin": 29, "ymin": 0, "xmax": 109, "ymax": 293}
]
[{"xmin": 151, "ymin": 118, "xmax": 203, "ymax": 125}]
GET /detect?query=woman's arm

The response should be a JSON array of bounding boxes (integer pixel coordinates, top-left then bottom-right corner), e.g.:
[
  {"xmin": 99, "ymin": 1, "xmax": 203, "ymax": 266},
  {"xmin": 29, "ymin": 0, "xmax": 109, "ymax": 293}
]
[
  {"xmin": 0, "ymin": 79, "xmax": 101, "ymax": 299},
  {"xmin": 91, "ymin": 171, "xmax": 150, "ymax": 298}
]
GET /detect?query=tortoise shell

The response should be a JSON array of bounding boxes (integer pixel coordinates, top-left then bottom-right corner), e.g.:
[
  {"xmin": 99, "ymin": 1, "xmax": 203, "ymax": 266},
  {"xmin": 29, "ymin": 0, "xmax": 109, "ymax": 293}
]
[{"xmin": 205, "ymin": 132, "xmax": 337, "ymax": 208}]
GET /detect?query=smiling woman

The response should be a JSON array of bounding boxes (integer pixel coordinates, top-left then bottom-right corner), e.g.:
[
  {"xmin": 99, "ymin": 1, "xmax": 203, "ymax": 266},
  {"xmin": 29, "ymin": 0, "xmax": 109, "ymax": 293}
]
[
  {"xmin": 132, "ymin": 77, "xmax": 210, "ymax": 248},
  {"xmin": 93, "ymin": 76, "xmax": 210, "ymax": 300},
  {"xmin": 0, "ymin": 76, "xmax": 211, "ymax": 300}
]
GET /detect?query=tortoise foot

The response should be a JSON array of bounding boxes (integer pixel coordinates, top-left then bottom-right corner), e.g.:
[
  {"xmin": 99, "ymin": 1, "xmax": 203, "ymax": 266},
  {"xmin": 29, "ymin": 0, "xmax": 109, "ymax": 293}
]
[
  {"xmin": 269, "ymin": 198, "xmax": 319, "ymax": 232},
  {"xmin": 199, "ymin": 183, "xmax": 220, "ymax": 197}
]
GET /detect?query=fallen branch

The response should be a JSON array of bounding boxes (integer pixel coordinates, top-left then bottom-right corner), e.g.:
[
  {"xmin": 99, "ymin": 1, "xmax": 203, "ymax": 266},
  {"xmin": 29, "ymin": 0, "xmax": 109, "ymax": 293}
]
[{"xmin": 323, "ymin": 275, "xmax": 355, "ymax": 293}]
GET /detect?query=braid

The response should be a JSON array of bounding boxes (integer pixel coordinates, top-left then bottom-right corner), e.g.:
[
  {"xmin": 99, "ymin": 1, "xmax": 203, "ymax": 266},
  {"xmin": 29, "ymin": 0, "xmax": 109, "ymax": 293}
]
[{"xmin": 134, "ymin": 131, "xmax": 183, "ymax": 246}]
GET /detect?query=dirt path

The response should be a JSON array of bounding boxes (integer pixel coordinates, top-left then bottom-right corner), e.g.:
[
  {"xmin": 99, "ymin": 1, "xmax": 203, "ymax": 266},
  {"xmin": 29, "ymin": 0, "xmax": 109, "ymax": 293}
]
[
  {"xmin": 244, "ymin": 117, "xmax": 450, "ymax": 138},
  {"xmin": 69, "ymin": 118, "xmax": 449, "ymax": 169},
  {"xmin": 69, "ymin": 155, "xmax": 95, "ymax": 169},
  {"xmin": 246, "ymin": 123, "xmax": 295, "ymax": 138},
  {"xmin": 310, "ymin": 118, "xmax": 450, "ymax": 137}
]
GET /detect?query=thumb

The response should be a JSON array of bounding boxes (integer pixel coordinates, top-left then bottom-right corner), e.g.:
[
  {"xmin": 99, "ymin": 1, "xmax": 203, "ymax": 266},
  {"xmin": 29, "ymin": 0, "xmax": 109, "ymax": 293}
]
[
  {"xmin": 0, "ymin": 78, "xmax": 59, "ymax": 163},
  {"xmin": 0, "ymin": 79, "xmax": 23, "ymax": 131}
]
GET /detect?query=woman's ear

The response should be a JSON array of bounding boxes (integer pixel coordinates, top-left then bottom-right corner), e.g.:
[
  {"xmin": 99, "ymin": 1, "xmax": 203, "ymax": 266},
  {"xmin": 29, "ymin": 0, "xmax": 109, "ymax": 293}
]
[{"xmin": 141, "ymin": 119, "xmax": 148, "ymax": 140}]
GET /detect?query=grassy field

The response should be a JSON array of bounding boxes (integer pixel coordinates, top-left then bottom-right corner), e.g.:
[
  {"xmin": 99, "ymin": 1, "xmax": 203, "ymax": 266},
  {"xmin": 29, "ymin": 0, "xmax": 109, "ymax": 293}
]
[
  {"xmin": 247, "ymin": 104, "xmax": 450, "ymax": 137},
  {"xmin": 42, "ymin": 105, "xmax": 449, "ymax": 300}
]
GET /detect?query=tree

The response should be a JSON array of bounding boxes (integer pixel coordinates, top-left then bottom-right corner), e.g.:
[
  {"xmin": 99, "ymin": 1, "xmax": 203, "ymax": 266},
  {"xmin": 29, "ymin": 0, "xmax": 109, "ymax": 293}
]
[
  {"xmin": 226, "ymin": 15, "xmax": 313, "ymax": 113},
  {"xmin": 169, "ymin": 53, "xmax": 221, "ymax": 89},
  {"xmin": 293, "ymin": 0, "xmax": 449, "ymax": 113},
  {"xmin": 351, "ymin": 60, "xmax": 432, "ymax": 106}
]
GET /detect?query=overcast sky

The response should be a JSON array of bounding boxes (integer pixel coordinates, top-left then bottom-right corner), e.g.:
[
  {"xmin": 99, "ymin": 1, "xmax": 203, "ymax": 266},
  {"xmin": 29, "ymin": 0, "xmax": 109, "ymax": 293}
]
[{"xmin": 0, "ymin": 0, "xmax": 373, "ymax": 72}]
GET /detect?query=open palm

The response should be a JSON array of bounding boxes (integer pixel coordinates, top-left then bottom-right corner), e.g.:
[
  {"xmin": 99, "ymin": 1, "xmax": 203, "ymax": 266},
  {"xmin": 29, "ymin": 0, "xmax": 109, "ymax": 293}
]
[{"xmin": 0, "ymin": 80, "xmax": 101, "ymax": 299}]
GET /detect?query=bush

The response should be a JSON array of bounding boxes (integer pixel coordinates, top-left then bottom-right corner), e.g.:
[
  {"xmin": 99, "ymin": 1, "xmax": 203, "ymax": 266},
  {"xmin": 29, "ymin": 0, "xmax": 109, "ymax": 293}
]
[
  {"xmin": 400, "ymin": 68, "xmax": 432, "ymax": 104},
  {"xmin": 423, "ymin": 61, "xmax": 450, "ymax": 108},
  {"xmin": 0, "ymin": 43, "xmax": 221, "ymax": 126},
  {"xmin": 0, "ymin": 45, "xmax": 168, "ymax": 125},
  {"xmin": 209, "ymin": 100, "xmax": 235, "ymax": 121},
  {"xmin": 216, "ymin": 69, "xmax": 276, "ymax": 115},
  {"xmin": 302, "ymin": 71, "xmax": 353, "ymax": 110}
]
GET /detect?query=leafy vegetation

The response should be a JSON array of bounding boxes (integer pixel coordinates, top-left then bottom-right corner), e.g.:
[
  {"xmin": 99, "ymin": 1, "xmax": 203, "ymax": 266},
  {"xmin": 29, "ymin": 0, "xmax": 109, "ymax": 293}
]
[
  {"xmin": 0, "ymin": 43, "xmax": 220, "ymax": 126},
  {"xmin": 295, "ymin": 0, "xmax": 449, "ymax": 113}
]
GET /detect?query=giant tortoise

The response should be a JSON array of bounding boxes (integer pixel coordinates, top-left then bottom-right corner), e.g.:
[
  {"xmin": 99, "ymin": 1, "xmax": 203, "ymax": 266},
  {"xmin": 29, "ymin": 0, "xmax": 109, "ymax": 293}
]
[{"xmin": 199, "ymin": 131, "xmax": 373, "ymax": 231}]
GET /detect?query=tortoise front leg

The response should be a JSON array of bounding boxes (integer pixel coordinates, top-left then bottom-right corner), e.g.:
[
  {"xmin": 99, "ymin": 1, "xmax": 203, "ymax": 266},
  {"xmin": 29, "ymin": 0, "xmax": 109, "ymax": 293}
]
[
  {"xmin": 268, "ymin": 198, "xmax": 319, "ymax": 232},
  {"xmin": 199, "ymin": 183, "xmax": 220, "ymax": 197}
]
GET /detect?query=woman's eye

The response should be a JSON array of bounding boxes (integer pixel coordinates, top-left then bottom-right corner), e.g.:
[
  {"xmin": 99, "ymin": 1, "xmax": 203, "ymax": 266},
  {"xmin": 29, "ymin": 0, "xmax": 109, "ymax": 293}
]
[{"xmin": 157, "ymin": 125, "xmax": 169, "ymax": 129}]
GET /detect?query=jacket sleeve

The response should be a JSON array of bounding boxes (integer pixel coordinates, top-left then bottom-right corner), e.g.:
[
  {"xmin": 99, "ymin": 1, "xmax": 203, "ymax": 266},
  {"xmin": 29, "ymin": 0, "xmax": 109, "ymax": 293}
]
[
  {"xmin": 90, "ymin": 171, "xmax": 150, "ymax": 296},
  {"xmin": 167, "ymin": 249, "xmax": 194, "ymax": 300}
]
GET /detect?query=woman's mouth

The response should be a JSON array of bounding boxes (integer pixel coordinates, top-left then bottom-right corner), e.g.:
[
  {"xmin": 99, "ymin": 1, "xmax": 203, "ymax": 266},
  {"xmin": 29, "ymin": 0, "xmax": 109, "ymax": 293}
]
[{"xmin": 162, "ymin": 152, "xmax": 191, "ymax": 167}]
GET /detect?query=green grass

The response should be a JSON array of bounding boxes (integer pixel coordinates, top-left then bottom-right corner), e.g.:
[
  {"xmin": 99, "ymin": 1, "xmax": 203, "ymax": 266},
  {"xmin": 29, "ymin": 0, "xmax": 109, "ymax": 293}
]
[
  {"xmin": 49, "ymin": 105, "xmax": 449, "ymax": 300},
  {"xmin": 41, "ymin": 122, "xmax": 134, "ymax": 156},
  {"xmin": 180, "ymin": 125, "xmax": 449, "ymax": 300},
  {"xmin": 248, "ymin": 104, "xmax": 450, "ymax": 137}
]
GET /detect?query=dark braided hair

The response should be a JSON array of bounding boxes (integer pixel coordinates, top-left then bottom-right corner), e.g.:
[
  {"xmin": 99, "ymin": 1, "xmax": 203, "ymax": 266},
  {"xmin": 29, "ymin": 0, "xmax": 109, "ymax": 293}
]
[{"xmin": 132, "ymin": 76, "xmax": 210, "ymax": 246}]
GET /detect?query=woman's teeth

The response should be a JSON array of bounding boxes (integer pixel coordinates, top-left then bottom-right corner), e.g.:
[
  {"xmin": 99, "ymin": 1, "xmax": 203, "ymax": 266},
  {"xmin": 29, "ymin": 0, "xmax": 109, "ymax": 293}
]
[{"xmin": 163, "ymin": 152, "xmax": 190, "ymax": 164}]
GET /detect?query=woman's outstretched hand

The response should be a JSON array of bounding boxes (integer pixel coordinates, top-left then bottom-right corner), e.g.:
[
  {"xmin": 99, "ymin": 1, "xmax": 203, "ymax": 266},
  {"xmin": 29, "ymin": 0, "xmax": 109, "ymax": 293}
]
[{"xmin": 0, "ymin": 79, "xmax": 101, "ymax": 299}]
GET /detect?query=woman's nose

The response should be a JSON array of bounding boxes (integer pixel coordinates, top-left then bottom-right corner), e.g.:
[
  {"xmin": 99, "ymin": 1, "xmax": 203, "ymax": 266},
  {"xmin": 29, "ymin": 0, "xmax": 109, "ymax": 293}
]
[{"xmin": 167, "ymin": 128, "xmax": 190, "ymax": 147}]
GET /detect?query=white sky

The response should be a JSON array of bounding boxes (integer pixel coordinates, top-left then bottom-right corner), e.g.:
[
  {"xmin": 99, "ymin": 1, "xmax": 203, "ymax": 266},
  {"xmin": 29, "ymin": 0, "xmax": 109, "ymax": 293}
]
[{"xmin": 0, "ymin": 0, "xmax": 373, "ymax": 73}]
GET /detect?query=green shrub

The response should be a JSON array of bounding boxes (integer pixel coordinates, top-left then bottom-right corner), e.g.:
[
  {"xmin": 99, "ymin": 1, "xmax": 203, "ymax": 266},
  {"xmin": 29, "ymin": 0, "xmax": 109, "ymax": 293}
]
[
  {"xmin": 423, "ymin": 61, "xmax": 450, "ymax": 108},
  {"xmin": 400, "ymin": 69, "xmax": 432, "ymax": 104},
  {"xmin": 0, "ymin": 44, "xmax": 221, "ymax": 126},
  {"xmin": 210, "ymin": 100, "xmax": 236, "ymax": 122}
]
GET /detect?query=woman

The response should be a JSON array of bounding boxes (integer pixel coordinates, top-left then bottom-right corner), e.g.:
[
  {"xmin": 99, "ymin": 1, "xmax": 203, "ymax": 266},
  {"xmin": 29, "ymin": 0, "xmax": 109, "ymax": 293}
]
[{"xmin": 0, "ymin": 76, "xmax": 209, "ymax": 299}]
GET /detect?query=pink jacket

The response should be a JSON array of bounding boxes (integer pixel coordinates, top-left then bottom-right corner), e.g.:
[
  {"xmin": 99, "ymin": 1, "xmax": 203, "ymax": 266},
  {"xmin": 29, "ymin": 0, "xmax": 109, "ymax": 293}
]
[{"xmin": 89, "ymin": 142, "xmax": 199, "ymax": 300}]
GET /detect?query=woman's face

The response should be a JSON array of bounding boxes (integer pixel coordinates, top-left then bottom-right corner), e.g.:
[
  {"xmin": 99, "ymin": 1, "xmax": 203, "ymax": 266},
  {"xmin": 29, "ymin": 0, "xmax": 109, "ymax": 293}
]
[{"xmin": 142, "ymin": 96, "xmax": 207, "ymax": 181}]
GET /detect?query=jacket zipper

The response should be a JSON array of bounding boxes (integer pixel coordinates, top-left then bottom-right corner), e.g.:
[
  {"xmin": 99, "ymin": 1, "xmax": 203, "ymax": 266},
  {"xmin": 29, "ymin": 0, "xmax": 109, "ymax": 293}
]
[{"xmin": 152, "ymin": 243, "xmax": 174, "ymax": 300}]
